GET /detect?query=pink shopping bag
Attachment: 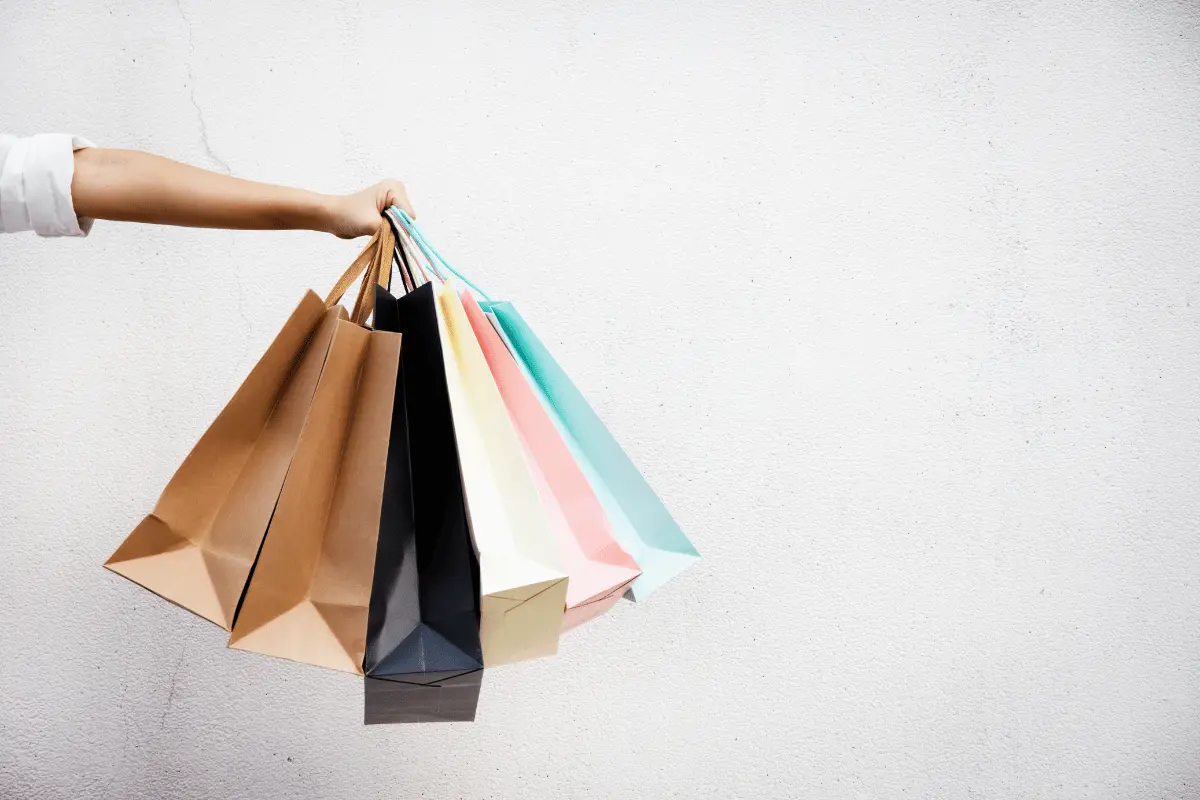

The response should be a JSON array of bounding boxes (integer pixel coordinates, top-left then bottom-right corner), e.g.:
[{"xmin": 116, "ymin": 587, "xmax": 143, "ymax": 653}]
[{"xmin": 460, "ymin": 290, "xmax": 640, "ymax": 630}]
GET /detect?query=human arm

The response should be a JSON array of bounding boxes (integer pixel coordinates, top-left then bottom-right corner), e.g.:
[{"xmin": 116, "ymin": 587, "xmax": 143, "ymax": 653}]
[
  {"xmin": 72, "ymin": 148, "xmax": 414, "ymax": 238},
  {"xmin": 0, "ymin": 133, "xmax": 414, "ymax": 238}
]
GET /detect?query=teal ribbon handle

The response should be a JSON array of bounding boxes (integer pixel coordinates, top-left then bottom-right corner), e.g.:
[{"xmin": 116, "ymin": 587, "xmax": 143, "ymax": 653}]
[{"xmin": 389, "ymin": 207, "xmax": 493, "ymax": 301}]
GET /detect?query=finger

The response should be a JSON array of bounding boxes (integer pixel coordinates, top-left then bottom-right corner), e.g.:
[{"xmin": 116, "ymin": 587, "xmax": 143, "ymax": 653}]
[{"xmin": 383, "ymin": 182, "xmax": 416, "ymax": 220}]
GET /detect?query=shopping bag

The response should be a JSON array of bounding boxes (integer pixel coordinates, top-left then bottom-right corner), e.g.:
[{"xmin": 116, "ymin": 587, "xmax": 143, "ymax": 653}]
[
  {"xmin": 364, "ymin": 668, "xmax": 482, "ymax": 725},
  {"xmin": 395, "ymin": 210, "xmax": 699, "ymax": 601},
  {"xmin": 228, "ymin": 225, "xmax": 402, "ymax": 674},
  {"xmin": 485, "ymin": 303, "xmax": 699, "ymax": 600},
  {"xmin": 363, "ymin": 278, "xmax": 484, "ymax": 724},
  {"xmin": 104, "ymin": 229, "xmax": 391, "ymax": 629},
  {"xmin": 432, "ymin": 276, "xmax": 567, "ymax": 666},
  {"xmin": 460, "ymin": 290, "xmax": 640, "ymax": 630}
]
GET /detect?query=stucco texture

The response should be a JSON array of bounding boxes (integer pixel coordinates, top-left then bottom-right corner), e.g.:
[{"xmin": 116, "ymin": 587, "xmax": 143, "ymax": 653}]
[{"xmin": 3, "ymin": 1, "xmax": 1200, "ymax": 798}]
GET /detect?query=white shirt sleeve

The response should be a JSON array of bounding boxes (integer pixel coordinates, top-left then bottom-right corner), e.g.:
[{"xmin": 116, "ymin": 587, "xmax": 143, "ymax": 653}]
[{"xmin": 0, "ymin": 133, "xmax": 96, "ymax": 237}]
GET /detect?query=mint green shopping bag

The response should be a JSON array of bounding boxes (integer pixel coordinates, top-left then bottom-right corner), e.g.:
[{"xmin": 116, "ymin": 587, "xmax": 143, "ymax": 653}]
[{"xmin": 391, "ymin": 209, "xmax": 699, "ymax": 601}]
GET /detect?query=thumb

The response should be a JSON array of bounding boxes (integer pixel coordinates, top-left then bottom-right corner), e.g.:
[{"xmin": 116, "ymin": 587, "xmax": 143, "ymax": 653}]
[{"xmin": 378, "ymin": 180, "xmax": 416, "ymax": 220}]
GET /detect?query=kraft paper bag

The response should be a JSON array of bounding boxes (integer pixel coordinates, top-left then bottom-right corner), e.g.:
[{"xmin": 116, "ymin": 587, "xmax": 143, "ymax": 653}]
[
  {"xmin": 104, "ymin": 228, "xmax": 393, "ymax": 629},
  {"xmin": 485, "ymin": 302, "xmax": 700, "ymax": 601},
  {"xmin": 461, "ymin": 290, "xmax": 640, "ymax": 630},
  {"xmin": 364, "ymin": 280, "xmax": 483, "ymax": 724},
  {"xmin": 228, "ymin": 227, "xmax": 402, "ymax": 674},
  {"xmin": 434, "ymin": 278, "xmax": 567, "ymax": 666}
]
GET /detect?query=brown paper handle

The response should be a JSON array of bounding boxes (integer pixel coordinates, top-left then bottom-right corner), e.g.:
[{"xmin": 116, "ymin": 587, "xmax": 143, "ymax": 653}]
[
  {"xmin": 348, "ymin": 232, "xmax": 381, "ymax": 325},
  {"xmin": 325, "ymin": 229, "xmax": 381, "ymax": 308},
  {"xmin": 356, "ymin": 219, "xmax": 395, "ymax": 324},
  {"xmin": 324, "ymin": 218, "xmax": 396, "ymax": 326},
  {"xmin": 379, "ymin": 214, "xmax": 394, "ymax": 294}
]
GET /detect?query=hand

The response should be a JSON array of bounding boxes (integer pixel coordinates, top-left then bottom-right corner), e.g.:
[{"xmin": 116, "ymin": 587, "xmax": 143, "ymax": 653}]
[{"xmin": 325, "ymin": 179, "xmax": 416, "ymax": 239}]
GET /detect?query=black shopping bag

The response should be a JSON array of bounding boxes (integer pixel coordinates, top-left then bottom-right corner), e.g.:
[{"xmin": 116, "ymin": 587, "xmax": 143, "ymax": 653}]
[{"xmin": 363, "ymin": 280, "xmax": 484, "ymax": 724}]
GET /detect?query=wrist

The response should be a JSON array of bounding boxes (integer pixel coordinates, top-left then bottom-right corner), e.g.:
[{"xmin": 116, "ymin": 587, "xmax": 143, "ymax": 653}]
[
  {"xmin": 276, "ymin": 189, "xmax": 338, "ymax": 233},
  {"xmin": 300, "ymin": 192, "xmax": 340, "ymax": 234}
]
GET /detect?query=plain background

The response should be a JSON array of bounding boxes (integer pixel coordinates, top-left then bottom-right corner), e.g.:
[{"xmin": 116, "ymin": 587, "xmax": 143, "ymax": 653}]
[{"xmin": 3, "ymin": 1, "xmax": 1200, "ymax": 798}]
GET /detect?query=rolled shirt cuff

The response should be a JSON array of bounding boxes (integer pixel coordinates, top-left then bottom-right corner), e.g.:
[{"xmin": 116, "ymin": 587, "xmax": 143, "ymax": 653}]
[{"xmin": 0, "ymin": 134, "xmax": 96, "ymax": 237}]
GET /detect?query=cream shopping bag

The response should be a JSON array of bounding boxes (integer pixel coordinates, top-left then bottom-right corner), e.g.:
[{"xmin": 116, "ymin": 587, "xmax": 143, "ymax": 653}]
[{"xmin": 434, "ymin": 279, "xmax": 567, "ymax": 666}]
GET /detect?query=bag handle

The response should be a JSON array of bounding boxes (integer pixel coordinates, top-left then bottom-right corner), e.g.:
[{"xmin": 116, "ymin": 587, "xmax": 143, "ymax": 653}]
[
  {"xmin": 355, "ymin": 218, "xmax": 397, "ymax": 324},
  {"xmin": 388, "ymin": 207, "xmax": 493, "ymax": 301},
  {"xmin": 382, "ymin": 208, "xmax": 422, "ymax": 293},
  {"xmin": 386, "ymin": 207, "xmax": 441, "ymax": 289},
  {"xmin": 391, "ymin": 208, "xmax": 464, "ymax": 291},
  {"xmin": 343, "ymin": 225, "xmax": 386, "ymax": 325},
  {"xmin": 326, "ymin": 228, "xmax": 381, "ymax": 307},
  {"xmin": 325, "ymin": 218, "xmax": 396, "ymax": 325}
]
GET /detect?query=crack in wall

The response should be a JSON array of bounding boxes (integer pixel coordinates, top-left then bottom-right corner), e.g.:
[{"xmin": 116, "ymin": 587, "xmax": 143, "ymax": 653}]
[
  {"xmin": 158, "ymin": 646, "xmax": 188, "ymax": 731},
  {"xmin": 173, "ymin": 0, "xmax": 253, "ymax": 363},
  {"xmin": 174, "ymin": 0, "xmax": 230, "ymax": 176}
]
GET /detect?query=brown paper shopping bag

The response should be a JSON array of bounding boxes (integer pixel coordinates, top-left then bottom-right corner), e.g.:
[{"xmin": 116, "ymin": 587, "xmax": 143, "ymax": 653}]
[
  {"xmin": 105, "ymin": 228, "xmax": 392, "ymax": 630},
  {"xmin": 228, "ymin": 225, "xmax": 403, "ymax": 674}
]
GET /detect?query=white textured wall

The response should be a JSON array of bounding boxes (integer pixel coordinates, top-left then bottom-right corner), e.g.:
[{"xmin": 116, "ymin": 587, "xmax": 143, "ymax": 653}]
[{"xmin": 3, "ymin": 1, "xmax": 1200, "ymax": 797}]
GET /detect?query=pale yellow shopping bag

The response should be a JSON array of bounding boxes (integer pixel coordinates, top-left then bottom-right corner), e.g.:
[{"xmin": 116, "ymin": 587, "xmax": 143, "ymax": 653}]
[{"xmin": 434, "ymin": 279, "xmax": 567, "ymax": 666}]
